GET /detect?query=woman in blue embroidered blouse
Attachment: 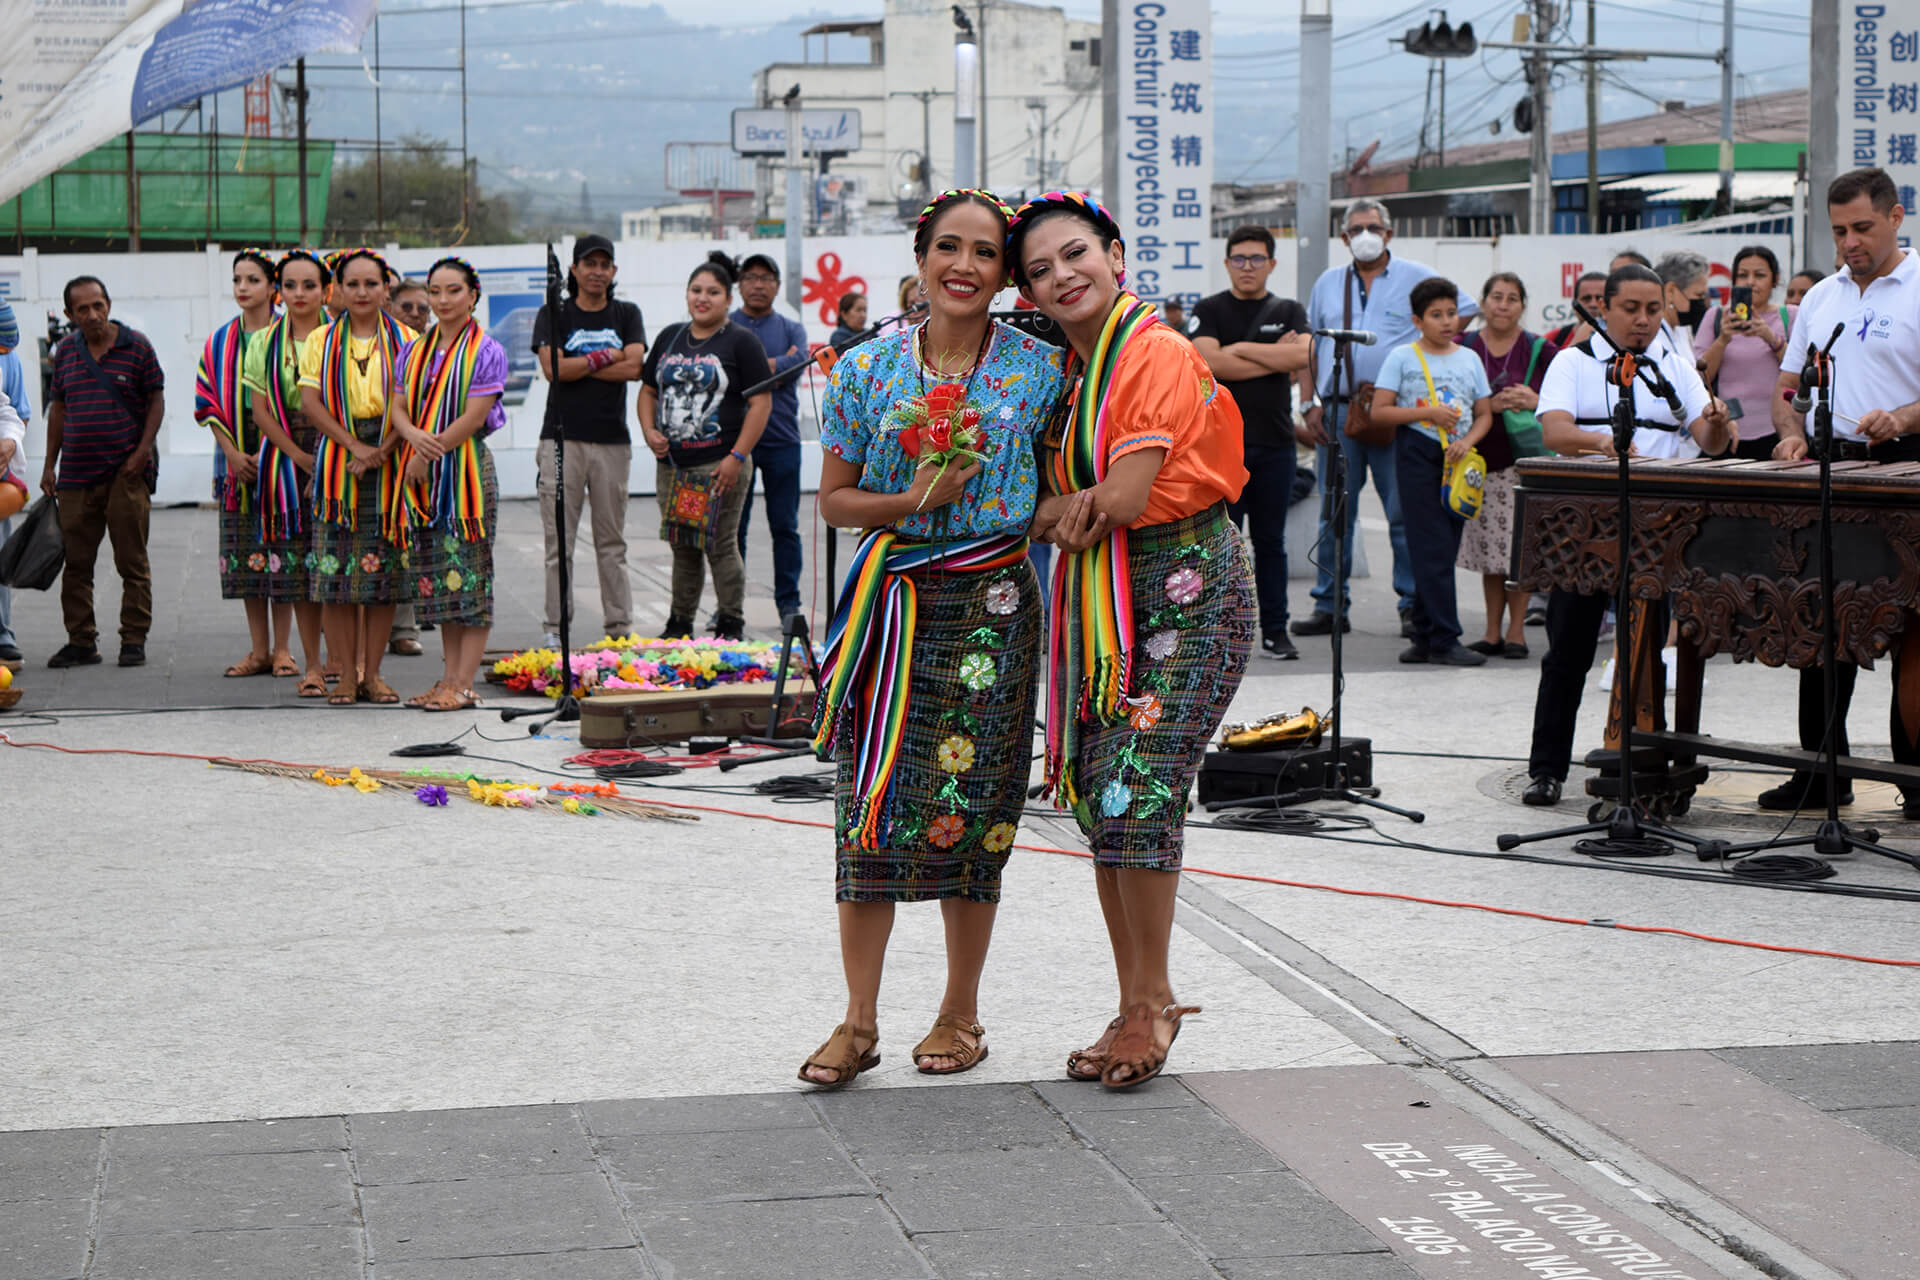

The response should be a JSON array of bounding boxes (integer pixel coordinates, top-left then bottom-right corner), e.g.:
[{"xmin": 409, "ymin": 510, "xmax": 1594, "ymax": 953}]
[{"xmin": 800, "ymin": 189, "xmax": 1067, "ymax": 1088}]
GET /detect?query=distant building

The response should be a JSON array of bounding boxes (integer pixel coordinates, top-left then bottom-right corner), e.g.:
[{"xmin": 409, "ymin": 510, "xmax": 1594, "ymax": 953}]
[
  {"xmin": 1214, "ymin": 88, "xmax": 1808, "ymax": 240},
  {"xmin": 747, "ymin": 0, "xmax": 1102, "ymax": 232}
]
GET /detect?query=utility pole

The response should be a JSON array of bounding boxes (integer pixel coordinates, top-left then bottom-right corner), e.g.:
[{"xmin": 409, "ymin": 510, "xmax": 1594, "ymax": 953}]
[
  {"xmin": 1716, "ymin": 0, "xmax": 1735, "ymax": 214},
  {"xmin": 296, "ymin": 57, "xmax": 309, "ymax": 243},
  {"xmin": 1809, "ymin": 0, "xmax": 1837, "ymax": 271},
  {"xmin": 1585, "ymin": 0, "xmax": 1598, "ymax": 233},
  {"xmin": 1028, "ymin": 97, "xmax": 1048, "ymax": 190},
  {"xmin": 1298, "ymin": 0, "xmax": 1332, "ymax": 289},
  {"xmin": 954, "ymin": 8, "xmax": 978, "ymax": 187},
  {"xmin": 783, "ymin": 86, "xmax": 805, "ymax": 312},
  {"xmin": 1528, "ymin": 0, "xmax": 1553, "ymax": 235}
]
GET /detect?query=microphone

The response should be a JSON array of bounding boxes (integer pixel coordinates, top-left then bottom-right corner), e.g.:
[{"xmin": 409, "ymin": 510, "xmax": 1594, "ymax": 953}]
[
  {"xmin": 1312, "ymin": 327, "xmax": 1377, "ymax": 346},
  {"xmin": 1791, "ymin": 322, "xmax": 1847, "ymax": 414},
  {"xmin": 1634, "ymin": 361, "xmax": 1685, "ymax": 421}
]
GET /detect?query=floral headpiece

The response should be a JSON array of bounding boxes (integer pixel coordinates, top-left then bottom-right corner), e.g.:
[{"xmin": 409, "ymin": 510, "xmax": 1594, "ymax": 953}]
[
  {"xmin": 276, "ymin": 247, "xmax": 332, "ymax": 284},
  {"xmin": 1005, "ymin": 191, "xmax": 1124, "ymax": 252},
  {"xmin": 232, "ymin": 247, "xmax": 277, "ymax": 278},
  {"xmin": 427, "ymin": 255, "xmax": 483, "ymax": 295},
  {"xmin": 328, "ymin": 246, "xmax": 392, "ymax": 280},
  {"xmin": 915, "ymin": 187, "xmax": 1015, "ymax": 236}
]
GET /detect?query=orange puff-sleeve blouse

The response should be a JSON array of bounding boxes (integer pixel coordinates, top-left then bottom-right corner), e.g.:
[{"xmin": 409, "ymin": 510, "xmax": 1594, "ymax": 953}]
[{"xmin": 1097, "ymin": 324, "xmax": 1249, "ymax": 527}]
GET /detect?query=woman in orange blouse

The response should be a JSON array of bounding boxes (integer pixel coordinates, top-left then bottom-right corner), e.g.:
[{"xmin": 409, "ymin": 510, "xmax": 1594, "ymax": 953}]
[{"xmin": 1009, "ymin": 192, "xmax": 1256, "ymax": 1089}]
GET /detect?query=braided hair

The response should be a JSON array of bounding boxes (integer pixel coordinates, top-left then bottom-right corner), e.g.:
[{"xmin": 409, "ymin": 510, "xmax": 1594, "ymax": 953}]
[
  {"xmin": 913, "ymin": 187, "xmax": 1015, "ymax": 259},
  {"xmin": 1005, "ymin": 191, "xmax": 1125, "ymax": 289}
]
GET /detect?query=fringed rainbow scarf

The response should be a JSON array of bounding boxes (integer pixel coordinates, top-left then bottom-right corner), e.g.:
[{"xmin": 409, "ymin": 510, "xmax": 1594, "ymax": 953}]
[
  {"xmin": 387, "ymin": 322, "xmax": 487, "ymax": 547},
  {"xmin": 255, "ymin": 316, "xmax": 312, "ymax": 541},
  {"xmin": 194, "ymin": 316, "xmax": 265, "ymax": 511},
  {"xmin": 311, "ymin": 312, "xmax": 410, "ymax": 529},
  {"xmin": 1042, "ymin": 291, "xmax": 1160, "ymax": 808},
  {"xmin": 812, "ymin": 529, "xmax": 1030, "ymax": 848}
]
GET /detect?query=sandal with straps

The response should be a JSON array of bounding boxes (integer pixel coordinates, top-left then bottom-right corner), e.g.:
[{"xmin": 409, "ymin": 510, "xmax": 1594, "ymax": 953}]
[
  {"xmin": 798, "ymin": 1023, "xmax": 880, "ymax": 1089},
  {"xmin": 1066, "ymin": 1015, "xmax": 1127, "ymax": 1082},
  {"xmin": 360, "ymin": 675, "xmax": 401, "ymax": 705},
  {"xmin": 224, "ymin": 652, "xmax": 273, "ymax": 678},
  {"xmin": 1101, "ymin": 1002, "xmax": 1201, "ymax": 1090},
  {"xmin": 406, "ymin": 680, "xmax": 449, "ymax": 709},
  {"xmin": 912, "ymin": 1014, "xmax": 989, "ymax": 1075}
]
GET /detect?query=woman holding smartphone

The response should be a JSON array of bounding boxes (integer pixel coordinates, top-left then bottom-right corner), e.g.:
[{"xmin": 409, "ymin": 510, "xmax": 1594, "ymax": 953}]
[{"xmin": 1694, "ymin": 245, "xmax": 1794, "ymax": 461}]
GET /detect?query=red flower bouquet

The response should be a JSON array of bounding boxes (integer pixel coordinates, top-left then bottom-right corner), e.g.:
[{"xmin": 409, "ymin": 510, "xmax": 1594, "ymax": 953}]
[{"xmin": 894, "ymin": 381, "xmax": 992, "ymax": 473}]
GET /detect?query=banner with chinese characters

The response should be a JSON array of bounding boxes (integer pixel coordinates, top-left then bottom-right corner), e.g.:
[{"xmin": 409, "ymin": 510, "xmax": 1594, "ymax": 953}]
[
  {"xmin": 0, "ymin": 0, "xmax": 375, "ymax": 206},
  {"xmin": 1114, "ymin": 1, "xmax": 1213, "ymax": 309},
  {"xmin": 1840, "ymin": 1, "xmax": 1920, "ymax": 214}
]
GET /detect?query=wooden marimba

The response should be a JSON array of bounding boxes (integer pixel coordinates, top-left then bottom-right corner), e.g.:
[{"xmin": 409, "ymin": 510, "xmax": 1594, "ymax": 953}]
[{"xmin": 1512, "ymin": 454, "xmax": 1920, "ymax": 811}]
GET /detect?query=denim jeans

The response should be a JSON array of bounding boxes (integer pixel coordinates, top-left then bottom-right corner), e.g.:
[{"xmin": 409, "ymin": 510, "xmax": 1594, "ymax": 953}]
[
  {"xmin": 1227, "ymin": 440, "xmax": 1295, "ymax": 638},
  {"xmin": 1309, "ymin": 401, "xmax": 1414, "ymax": 615},
  {"xmin": 734, "ymin": 441, "xmax": 803, "ymax": 619}
]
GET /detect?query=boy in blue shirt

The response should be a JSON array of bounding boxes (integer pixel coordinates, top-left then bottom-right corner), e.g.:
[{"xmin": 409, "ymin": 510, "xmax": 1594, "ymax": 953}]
[{"xmin": 1370, "ymin": 278, "xmax": 1492, "ymax": 666}]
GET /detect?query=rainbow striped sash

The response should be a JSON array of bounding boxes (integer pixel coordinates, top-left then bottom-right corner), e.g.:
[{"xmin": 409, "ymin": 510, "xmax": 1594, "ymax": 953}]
[
  {"xmin": 255, "ymin": 317, "xmax": 308, "ymax": 541},
  {"xmin": 311, "ymin": 312, "xmax": 409, "ymax": 529},
  {"xmin": 813, "ymin": 529, "xmax": 1031, "ymax": 848},
  {"xmin": 194, "ymin": 317, "xmax": 268, "ymax": 510},
  {"xmin": 1042, "ymin": 292, "xmax": 1160, "ymax": 808},
  {"xmin": 387, "ymin": 322, "xmax": 487, "ymax": 547}
]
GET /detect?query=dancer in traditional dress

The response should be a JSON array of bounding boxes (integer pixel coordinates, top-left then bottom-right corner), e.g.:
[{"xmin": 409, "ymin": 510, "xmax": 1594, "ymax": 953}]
[
  {"xmin": 799, "ymin": 189, "xmax": 1067, "ymax": 1088},
  {"xmin": 241, "ymin": 249, "xmax": 332, "ymax": 697},
  {"xmin": 388, "ymin": 257, "xmax": 509, "ymax": 712},
  {"xmin": 301, "ymin": 248, "xmax": 417, "ymax": 706},
  {"xmin": 196, "ymin": 249, "xmax": 294, "ymax": 679},
  {"xmin": 1007, "ymin": 192, "xmax": 1255, "ymax": 1088}
]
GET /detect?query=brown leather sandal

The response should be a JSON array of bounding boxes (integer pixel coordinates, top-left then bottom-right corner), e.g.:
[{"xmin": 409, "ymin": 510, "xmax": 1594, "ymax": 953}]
[
  {"xmin": 296, "ymin": 670, "xmax": 329, "ymax": 699},
  {"xmin": 1066, "ymin": 1015, "xmax": 1127, "ymax": 1082},
  {"xmin": 1101, "ymin": 1003, "xmax": 1201, "ymax": 1090},
  {"xmin": 405, "ymin": 680, "xmax": 449, "ymax": 709},
  {"xmin": 328, "ymin": 682, "xmax": 360, "ymax": 706},
  {"xmin": 360, "ymin": 676, "xmax": 401, "ymax": 705},
  {"xmin": 798, "ymin": 1023, "xmax": 880, "ymax": 1089},
  {"xmin": 912, "ymin": 1014, "xmax": 988, "ymax": 1075},
  {"xmin": 224, "ymin": 653, "xmax": 273, "ymax": 677},
  {"xmin": 422, "ymin": 685, "xmax": 478, "ymax": 713},
  {"xmin": 270, "ymin": 652, "xmax": 300, "ymax": 678}
]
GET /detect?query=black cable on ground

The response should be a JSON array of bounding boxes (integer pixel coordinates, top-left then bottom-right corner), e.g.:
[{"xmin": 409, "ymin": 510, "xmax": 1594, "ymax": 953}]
[
  {"xmin": 1728, "ymin": 854, "xmax": 1838, "ymax": 882},
  {"xmin": 754, "ymin": 774, "xmax": 834, "ymax": 800}
]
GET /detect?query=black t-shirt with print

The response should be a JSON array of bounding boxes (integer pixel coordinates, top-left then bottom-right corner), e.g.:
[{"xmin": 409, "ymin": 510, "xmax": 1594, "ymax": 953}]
[
  {"xmin": 533, "ymin": 298, "xmax": 647, "ymax": 444},
  {"xmin": 640, "ymin": 321, "xmax": 768, "ymax": 466},
  {"xmin": 1189, "ymin": 290, "xmax": 1309, "ymax": 448}
]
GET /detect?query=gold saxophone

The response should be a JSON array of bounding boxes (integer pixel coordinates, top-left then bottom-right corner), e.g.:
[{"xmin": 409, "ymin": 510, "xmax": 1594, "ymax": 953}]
[{"xmin": 1220, "ymin": 707, "xmax": 1324, "ymax": 752}]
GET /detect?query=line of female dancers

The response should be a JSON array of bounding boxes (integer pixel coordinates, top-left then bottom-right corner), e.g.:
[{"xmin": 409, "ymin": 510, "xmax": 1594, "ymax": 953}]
[
  {"xmin": 804, "ymin": 189, "xmax": 1254, "ymax": 1089},
  {"xmin": 195, "ymin": 249, "xmax": 507, "ymax": 711}
]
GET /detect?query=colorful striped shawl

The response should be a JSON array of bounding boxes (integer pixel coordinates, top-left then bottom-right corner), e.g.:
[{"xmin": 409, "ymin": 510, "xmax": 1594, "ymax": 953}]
[
  {"xmin": 813, "ymin": 529, "xmax": 1031, "ymax": 848},
  {"xmin": 194, "ymin": 316, "xmax": 267, "ymax": 512},
  {"xmin": 310, "ymin": 312, "xmax": 410, "ymax": 529},
  {"xmin": 255, "ymin": 315, "xmax": 313, "ymax": 540},
  {"xmin": 387, "ymin": 322, "xmax": 488, "ymax": 546},
  {"xmin": 1042, "ymin": 291, "xmax": 1160, "ymax": 808}
]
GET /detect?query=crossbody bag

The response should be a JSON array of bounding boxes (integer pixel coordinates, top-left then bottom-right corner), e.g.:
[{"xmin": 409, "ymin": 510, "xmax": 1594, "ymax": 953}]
[{"xmin": 1412, "ymin": 344, "xmax": 1485, "ymax": 520}]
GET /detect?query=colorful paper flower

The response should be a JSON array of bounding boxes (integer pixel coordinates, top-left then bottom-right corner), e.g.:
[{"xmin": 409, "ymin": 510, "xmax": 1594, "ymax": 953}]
[
  {"xmin": 959, "ymin": 653, "xmax": 997, "ymax": 692},
  {"xmin": 985, "ymin": 579, "xmax": 1020, "ymax": 615},
  {"xmin": 928, "ymin": 813, "xmax": 966, "ymax": 848},
  {"xmin": 983, "ymin": 821, "xmax": 1017, "ymax": 853},
  {"xmin": 1100, "ymin": 778, "xmax": 1133, "ymax": 818},
  {"xmin": 1127, "ymin": 694, "xmax": 1164, "ymax": 733},
  {"xmin": 1165, "ymin": 566, "xmax": 1203, "ymax": 605},
  {"xmin": 414, "ymin": 784, "xmax": 449, "ymax": 806},
  {"xmin": 936, "ymin": 734, "xmax": 976, "ymax": 774},
  {"xmin": 1145, "ymin": 630, "xmax": 1179, "ymax": 661}
]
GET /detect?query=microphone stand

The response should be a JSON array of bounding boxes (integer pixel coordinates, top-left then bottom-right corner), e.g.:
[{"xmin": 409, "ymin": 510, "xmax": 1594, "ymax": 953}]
[
  {"xmin": 739, "ymin": 302, "xmax": 928, "ymax": 620},
  {"xmin": 1224, "ymin": 331, "xmax": 1423, "ymax": 821},
  {"xmin": 1718, "ymin": 342, "xmax": 1920, "ymax": 870},
  {"xmin": 502, "ymin": 245, "xmax": 581, "ymax": 733},
  {"xmin": 1498, "ymin": 346, "xmax": 1721, "ymax": 858}
]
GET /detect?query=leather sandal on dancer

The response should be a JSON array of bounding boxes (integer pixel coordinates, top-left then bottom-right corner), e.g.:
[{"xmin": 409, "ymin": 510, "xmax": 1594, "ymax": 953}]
[
  {"xmin": 225, "ymin": 653, "xmax": 273, "ymax": 677},
  {"xmin": 405, "ymin": 680, "xmax": 449, "ymax": 709},
  {"xmin": 1066, "ymin": 1015, "xmax": 1127, "ymax": 1082},
  {"xmin": 421, "ymin": 685, "xmax": 478, "ymax": 713},
  {"xmin": 328, "ymin": 680, "xmax": 360, "ymax": 706},
  {"xmin": 360, "ymin": 676, "xmax": 401, "ymax": 705},
  {"xmin": 1101, "ymin": 1002, "xmax": 1201, "ymax": 1090},
  {"xmin": 798, "ymin": 1023, "xmax": 880, "ymax": 1089},
  {"xmin": 912, "ymin": 1014, "xmax": 988, "ymax": 1075},
  {"xmin": 271, "ymin": 652, "xmax": 300, "ymax": 677},
  {"xmin": 296, "ymin": 670, "xmax": 329, "ymax": 698}
]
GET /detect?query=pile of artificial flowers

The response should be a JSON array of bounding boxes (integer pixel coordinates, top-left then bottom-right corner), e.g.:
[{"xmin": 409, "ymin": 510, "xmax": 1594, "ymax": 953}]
[{"xmin": 490, "ymin": 634, "xmax": 794, "ymax": 699}]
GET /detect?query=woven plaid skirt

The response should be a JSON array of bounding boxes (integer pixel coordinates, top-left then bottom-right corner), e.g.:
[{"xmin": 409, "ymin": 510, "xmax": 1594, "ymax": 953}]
[
  {"xmin": 1065, "ymin": 502, "xmax": 1254, "ymax": 870},
  {"xmin": 412, "ymin": 442, "xmax": 498, "ymax": 627},
  {"xmin": 834, "ymin": 558, "xmax": 1041, "ymax": 903},
  {"xmin": 310, "ymin": 417, "xmax": 413, "ymax": 606},
  {"xmin": 219, "ymin": 419, "xmax": 316, "ymax": 602}
]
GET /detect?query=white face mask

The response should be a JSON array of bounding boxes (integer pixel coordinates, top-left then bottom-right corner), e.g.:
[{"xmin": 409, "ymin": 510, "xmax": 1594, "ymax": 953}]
[{"xmin": 1348, "ymin": 229, "xmax": 1387, "ymax": 263}]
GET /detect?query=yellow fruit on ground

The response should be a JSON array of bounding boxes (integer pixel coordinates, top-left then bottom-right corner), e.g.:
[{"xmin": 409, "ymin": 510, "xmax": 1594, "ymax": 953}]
[{"xmin": 0, "ymin": 665, "xmax": 13, "ymax": 690}]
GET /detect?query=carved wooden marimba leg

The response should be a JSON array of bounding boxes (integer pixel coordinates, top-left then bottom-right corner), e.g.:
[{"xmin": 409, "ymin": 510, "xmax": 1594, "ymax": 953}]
[
  {"xmin": 1896, "ymin": 614, "xmax": 1920, "ymax": 792},
  {"xmin": 1602, "ymin": 598, "xmax": 1666, "ymax": 751}
]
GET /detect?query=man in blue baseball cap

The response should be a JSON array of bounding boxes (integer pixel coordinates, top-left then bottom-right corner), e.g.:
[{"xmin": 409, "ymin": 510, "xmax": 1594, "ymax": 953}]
[{"xmin": 0, "ymin": 298, "xmax": 30, "ymax": 664}]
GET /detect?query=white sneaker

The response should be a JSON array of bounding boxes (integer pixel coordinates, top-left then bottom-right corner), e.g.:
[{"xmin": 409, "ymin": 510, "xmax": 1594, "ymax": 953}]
[{"xmin": 541, "ymin": 631, "xmax": 561, "ymax": 648}]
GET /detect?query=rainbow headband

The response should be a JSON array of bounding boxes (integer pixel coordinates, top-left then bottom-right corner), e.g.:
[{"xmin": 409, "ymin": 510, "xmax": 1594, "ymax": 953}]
[
  {"xmin": 916, "ymin": 188, "xmax": 1015, "ymax": 235},
  {"xmin": 327, "ymin": 246, "xmax": 394, "ymax": 281},
  {"xmin": 276, "ymin": 247, "xmax": 332, "ymax": 284},
  {"xmin": 1006, "ymin": 191, "xmax": 1125, "ymax": 252}
]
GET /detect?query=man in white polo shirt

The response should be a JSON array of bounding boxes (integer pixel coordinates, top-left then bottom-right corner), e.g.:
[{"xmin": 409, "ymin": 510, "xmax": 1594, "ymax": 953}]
[
  {"xmin": 1761, "ymin": 166, "xmax": 1920, "ymax": 815},
  {"xmin": 1519, "ymin": 264, "xmax": 1732, "ymax": 806}
]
